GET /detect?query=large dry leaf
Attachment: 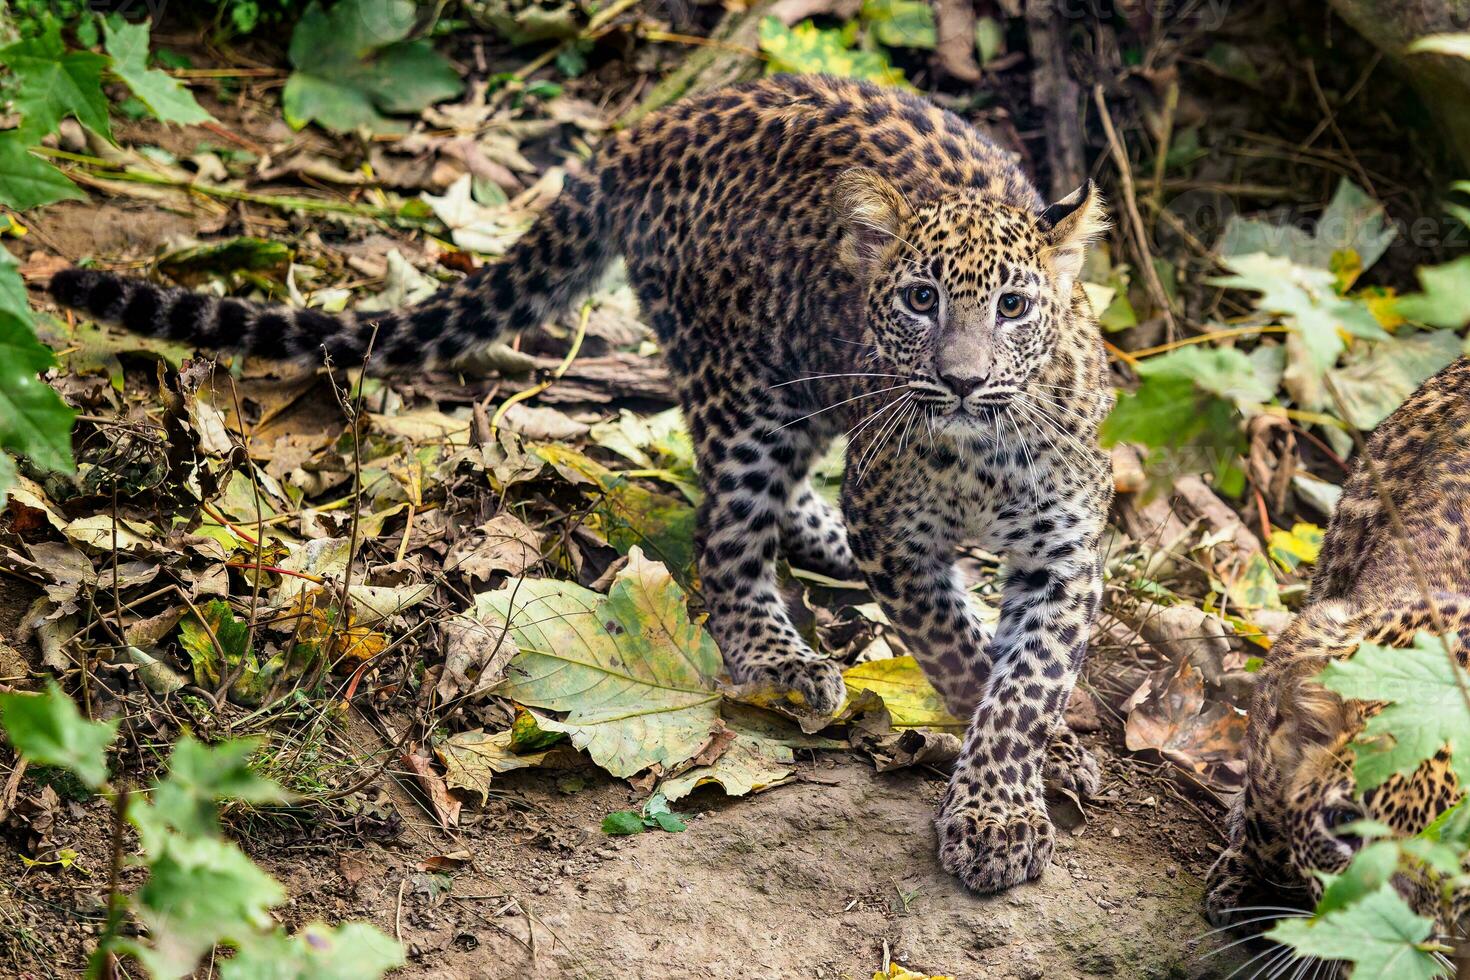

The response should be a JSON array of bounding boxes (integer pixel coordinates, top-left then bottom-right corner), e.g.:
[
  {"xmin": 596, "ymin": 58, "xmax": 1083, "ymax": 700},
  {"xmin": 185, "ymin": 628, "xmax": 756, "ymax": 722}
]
[
  {"xmin": 487, "ymin": 547, "xmax": 722, "ymax": 777},
  {"xmin": 1124, "ymin": 661, "xmax": 1246, "ymax": 791}
]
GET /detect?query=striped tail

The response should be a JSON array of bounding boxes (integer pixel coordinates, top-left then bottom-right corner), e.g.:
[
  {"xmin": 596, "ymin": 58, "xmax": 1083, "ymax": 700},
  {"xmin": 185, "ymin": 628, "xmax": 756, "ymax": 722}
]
[{"xmin": 48, "ymin": 171, "xmax": 613, "ymax": 372}]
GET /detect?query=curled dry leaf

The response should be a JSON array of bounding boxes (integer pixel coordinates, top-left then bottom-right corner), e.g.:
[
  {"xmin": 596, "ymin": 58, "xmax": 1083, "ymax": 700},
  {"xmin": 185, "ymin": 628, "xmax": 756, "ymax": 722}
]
[
  {"xmin": 402, "ymin": 744, "xmax": 461, "ymax": 830},
  {"xmin": 658, "ymin": 733, "xmax": 797, "ymax": 801},
  {"xmin": 443, "ymin": 513, "xmax": 544, "ymax": 584},
  {"xmin": 1123, "ymin": 660, "xmax": 1247, "ymax": 792},
  {"xmin": 435, "ymin": 614, "xmax": 518, "ymax": 706},
  {"xmin": 435, "ymin": 728, "xmax": 559, "ymax": 804}
]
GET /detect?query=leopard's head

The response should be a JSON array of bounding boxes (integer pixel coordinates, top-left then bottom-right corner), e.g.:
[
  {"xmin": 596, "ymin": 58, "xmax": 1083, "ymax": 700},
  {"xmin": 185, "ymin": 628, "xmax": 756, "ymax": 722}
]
[
  {"xmin": 1206, "ymin": 607, "xmax": 1465, "ymax": 948},
  {"xmin": 833, "ymin": 169, "xmax": 1106, "ymax": 436}
]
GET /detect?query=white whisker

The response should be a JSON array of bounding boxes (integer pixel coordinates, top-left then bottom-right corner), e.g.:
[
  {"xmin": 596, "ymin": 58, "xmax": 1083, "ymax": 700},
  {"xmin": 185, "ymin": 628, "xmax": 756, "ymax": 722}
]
[
  {"xmin": 769, "ymin": 372, "xmax": 905, "ymax": 388},
  {"xmin": 771, "ymin": 383, "xmax": 910, "ymax": 432}
]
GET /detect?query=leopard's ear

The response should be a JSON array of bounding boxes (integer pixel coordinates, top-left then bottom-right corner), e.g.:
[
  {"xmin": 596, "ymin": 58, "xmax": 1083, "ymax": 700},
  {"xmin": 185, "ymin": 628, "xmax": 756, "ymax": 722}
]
[
  {"xmin": 1040, "ymin": 180, "xmax": 1107, "ymax": 295},
  {"xmin": 1261, "ymin": 663, "xmax": 1360, "ymax": 778},
  {"xmin": 833, "ymin": 168, "xmax": 913, "ymax": 274}
]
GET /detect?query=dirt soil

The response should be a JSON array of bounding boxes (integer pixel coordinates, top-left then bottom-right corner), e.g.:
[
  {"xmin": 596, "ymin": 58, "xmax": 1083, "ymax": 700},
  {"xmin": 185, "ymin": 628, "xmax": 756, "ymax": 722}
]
[{"xmin": 0, "ymin": 736, "xmax": 1248, "ymax": 979}]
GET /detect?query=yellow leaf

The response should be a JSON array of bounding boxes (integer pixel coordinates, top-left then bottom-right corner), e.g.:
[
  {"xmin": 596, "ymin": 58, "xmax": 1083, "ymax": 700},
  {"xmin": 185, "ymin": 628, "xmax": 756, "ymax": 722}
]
[
  {"xmin": 1267, "ymin": 522, "xmax": 1324, "ymax": 572},
  {"xmin": 874, "ymin": 964, "xmax": 956, "ymax": 980},
  {"xmin": 842, "ymin": 656, "xmax": 962, "ymax": 729}
]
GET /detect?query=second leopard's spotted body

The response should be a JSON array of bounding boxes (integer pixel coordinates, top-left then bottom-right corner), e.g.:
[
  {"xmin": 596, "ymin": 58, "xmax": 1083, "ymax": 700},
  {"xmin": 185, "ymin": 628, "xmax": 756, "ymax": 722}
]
[
  {"xmin": 1206, "ymin": 356, "xmax": 1470, "ymax": 946},
  {"xmin": 50, "ymin": 75, "xmax": 1114, "ymax": 893}
]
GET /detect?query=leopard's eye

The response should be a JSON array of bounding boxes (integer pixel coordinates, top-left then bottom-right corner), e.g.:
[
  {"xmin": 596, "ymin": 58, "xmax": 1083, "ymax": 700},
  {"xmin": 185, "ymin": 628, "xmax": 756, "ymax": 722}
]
[
  {"xmin": 1322, "ymin": 806, "xmax": 1362, "ymax": 835},
  {"xmin": 903, "ymin": 284, "xmax": 938, "ymax": 315},
  {"xmin": 997, "ymin": 293, "xmax": 1029, "ymax": 319}
]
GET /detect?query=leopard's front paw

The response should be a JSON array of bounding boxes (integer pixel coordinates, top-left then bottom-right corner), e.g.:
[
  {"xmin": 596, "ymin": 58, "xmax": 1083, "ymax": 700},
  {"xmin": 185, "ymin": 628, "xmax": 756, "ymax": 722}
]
[
  {"xmin": 746, "ymin": 656, "xmax": 847, "ymax": 715},
  {"xmin": 936, "ymin": 794, "xmax": 1054, "ymax": 893},
  {"xmin": 1044, "ymin": 727, "xmax": 1101, "ymax": 798},
  {"xmin": 1203, "ymin": 846, "xmax": 1252, "ymax": 927}
]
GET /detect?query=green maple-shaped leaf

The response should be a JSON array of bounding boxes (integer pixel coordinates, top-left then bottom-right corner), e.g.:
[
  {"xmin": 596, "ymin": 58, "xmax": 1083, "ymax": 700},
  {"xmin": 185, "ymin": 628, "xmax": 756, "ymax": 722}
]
[
  {"xmin": 220, "ymin": 922, "xmax": 404, "ymax": 980},
  {"xmin": 0, "ymin": 681, "xmax": 118, "ymax": 789},
  {"xmin": 104, "ymin": 16, "xmax": 213, "ymax": 125},
  {"xmin": 0, "ymin": 21, "xmax": 111, "ymax": 139},
  {"xmin": 132, "ymin": 834, "xmax": 286, "ymax": 979},
  {"xmin": 281, "ymin": 0, "xmax": 462, "ymax": 134},
  {"xmin": 487, "ymin": 547, "xmax": 723, "ymax": 777},
  {"xmin": 140, "ymin": 737, "xmax": 287, "ymax": 851},
  {"xmin": 0, "ymin": 132, "xmax": 86, "ymax": 210},
  {"xmin": 1394, "ymin": 255, "xmax": 1470, "ymax": 329},
  {"xmin": 1319, "ymin": 633, "xmax": 1470, "ymax": 790},
  {"xmin": 1211, "ymin": 252, "xmax": 1387, "ymax": 375},
  {"xmin": 0, "ymin": 247, "xmax": 75, "ymax": 483},
  {"xmin": 1268, "ymin": 882, "xmax": 1444, "ymax": 980}
]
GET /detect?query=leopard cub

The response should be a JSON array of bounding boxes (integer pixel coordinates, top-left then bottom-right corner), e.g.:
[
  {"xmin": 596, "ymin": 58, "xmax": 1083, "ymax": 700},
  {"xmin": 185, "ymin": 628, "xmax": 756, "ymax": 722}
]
[
  {"xmin": 50, "ymin": 74, "xmax": 1113, "ymax": 893},
  {"xmin": 1206, "ymin": 356, "xmax": 1470, "ymax": 946}
]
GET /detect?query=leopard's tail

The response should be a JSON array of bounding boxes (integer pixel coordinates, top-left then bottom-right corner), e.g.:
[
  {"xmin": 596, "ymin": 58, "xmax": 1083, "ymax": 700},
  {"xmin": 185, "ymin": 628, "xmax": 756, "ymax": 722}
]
[{"xmin": 48, "ymin": 171, "xmax": 613, "ymax": 372}]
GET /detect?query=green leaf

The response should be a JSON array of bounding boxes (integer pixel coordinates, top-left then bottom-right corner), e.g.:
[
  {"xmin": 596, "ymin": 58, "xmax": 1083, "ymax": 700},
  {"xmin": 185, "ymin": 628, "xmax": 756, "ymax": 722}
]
[
  {"xmin": 0, "ymin": 247, "xmax": 75, "ymax": 477},
  {"xmin": 861, "ymin": 0, "xmax": 936, "ymax": 49},
  {"xmin": 758, "ymin": 18, "xmax": 909, "ymax": 86},
  {"xmin": 0, "ymin": 452, "xmax": 15, "ymax": 510},
  {"xmin": 1218, "ymin": 178, "xmax": 1396, "ymax": 276},
  {"xmin": 1268, "ymin": 883, "xmax": 1444, "ymax": 980},
  {"xmin": 1137, "ymin": 345, "xmax": 1277, "ymax": 406},
  {"xmin": 0, "ymin": 132, "xmax": 86, "ymax": 210},
  {"xmin": 0, "ymin": 21, "xmax": 111, "ymax": 138},
  {"xmin": 1326, "ymin": 329, "xmax": 1462, "ymax": 431},
  {"xmin": 178, "ymin": 599, "xmax": 252, "ymax": 691},
  {"xmin": 1228, "ymin": 551, "xmax": 1285, "ymax": 612},
  {"xmin": 133, "ymin": 834, "xmax": 286, "ymax": 979},
  {"xmin": 0, "ymin": 309, "xmax": 76, "ymax": 474},
  {"xmin": 143, "ymin": 737, "xmax": 287, "ymax": 849},
  {"xmin": 974, "ymin": 16, "xmax": 1003, "ymax": 65},
  {"xmin": 0, "ymin": 681, "xmax": 117, "ymax": 790},
  {"xmin": 1395, "ymin": 256, "xmax": 1470, "ymax": 329},
  {"xmin": 1319, "ymin": 633, "xmax": 1470, "ymax": 790},
  {"xmin": 103, "ymin": 16, "xmax": 214, "ymax": 125},
  {"xmin": 221, "ymin": 922, "xmax": 404, "ymax": 980},
  {"xmin": 282, "ymin": 0, "xmax": 462, "ymax": 134},
  {"xmin": 487, "ymin": 547, "xmax": 723, "ymax": 778},
  {"xmin": 601, "ymin": 810, "xmax": 646, "ymax": 835}
]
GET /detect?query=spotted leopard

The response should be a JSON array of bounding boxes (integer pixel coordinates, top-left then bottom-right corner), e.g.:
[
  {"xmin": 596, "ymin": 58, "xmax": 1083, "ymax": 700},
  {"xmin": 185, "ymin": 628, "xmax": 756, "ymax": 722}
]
[
  {"xmin": 48, "ymin": 74, "xmax": 1113, "ymax": 893},
  {"xmin": 1206, "ymin": 355, "xmax": 1470, "ymax": 943}
]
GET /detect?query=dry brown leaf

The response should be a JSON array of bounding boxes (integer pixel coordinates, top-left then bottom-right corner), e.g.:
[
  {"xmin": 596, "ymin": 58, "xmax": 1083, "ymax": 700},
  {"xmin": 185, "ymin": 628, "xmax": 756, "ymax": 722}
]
[
  {"xmin": 1123, "ymin": 661, "xmax": 1246, "ymax": 791},
  {"xmin": 402, "ymin": 745, "xmax": 460, "ymax": 829},
  {"xmin": 443, "ymin": 513, "xmax": 544, "ymax": 584}
]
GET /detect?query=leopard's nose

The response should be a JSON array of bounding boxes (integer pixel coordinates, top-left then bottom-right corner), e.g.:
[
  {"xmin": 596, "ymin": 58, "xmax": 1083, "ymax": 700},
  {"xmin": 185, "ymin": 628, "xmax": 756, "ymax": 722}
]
[{"xmin": 939, "ymin": 372, "xmax": 984, "ymax": 398}]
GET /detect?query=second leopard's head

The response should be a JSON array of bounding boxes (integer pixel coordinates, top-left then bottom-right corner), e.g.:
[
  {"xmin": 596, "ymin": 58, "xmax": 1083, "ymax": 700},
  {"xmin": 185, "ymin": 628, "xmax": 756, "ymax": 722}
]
[{"xmin": 833, "ymin": 169, "xmax": 1107, "ymax": 433}]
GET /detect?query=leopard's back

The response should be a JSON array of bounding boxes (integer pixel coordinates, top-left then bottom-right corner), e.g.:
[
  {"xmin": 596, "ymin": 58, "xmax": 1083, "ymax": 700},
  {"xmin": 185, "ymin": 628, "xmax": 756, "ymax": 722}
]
[{"xmin": 1310, "ymin": 355, "xmax": 1470, "ymax": 604}]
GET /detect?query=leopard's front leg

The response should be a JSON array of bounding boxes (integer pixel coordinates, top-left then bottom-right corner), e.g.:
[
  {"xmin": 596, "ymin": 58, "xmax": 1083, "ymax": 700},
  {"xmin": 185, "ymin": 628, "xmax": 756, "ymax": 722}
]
[
  {"xmin": 849, "ymin": 476, "xmax": 1105, "ymax": 892},
  {"xmin": 936, "ymin": 515, "xmax": 1105, "ymax": 892}
]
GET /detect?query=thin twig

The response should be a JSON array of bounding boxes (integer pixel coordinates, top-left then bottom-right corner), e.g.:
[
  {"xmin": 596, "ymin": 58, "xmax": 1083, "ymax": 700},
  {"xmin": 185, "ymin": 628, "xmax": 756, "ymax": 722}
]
[{"xmin": 1093, "ymin": 84, "xmax": 1179, "ymax": 340}]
